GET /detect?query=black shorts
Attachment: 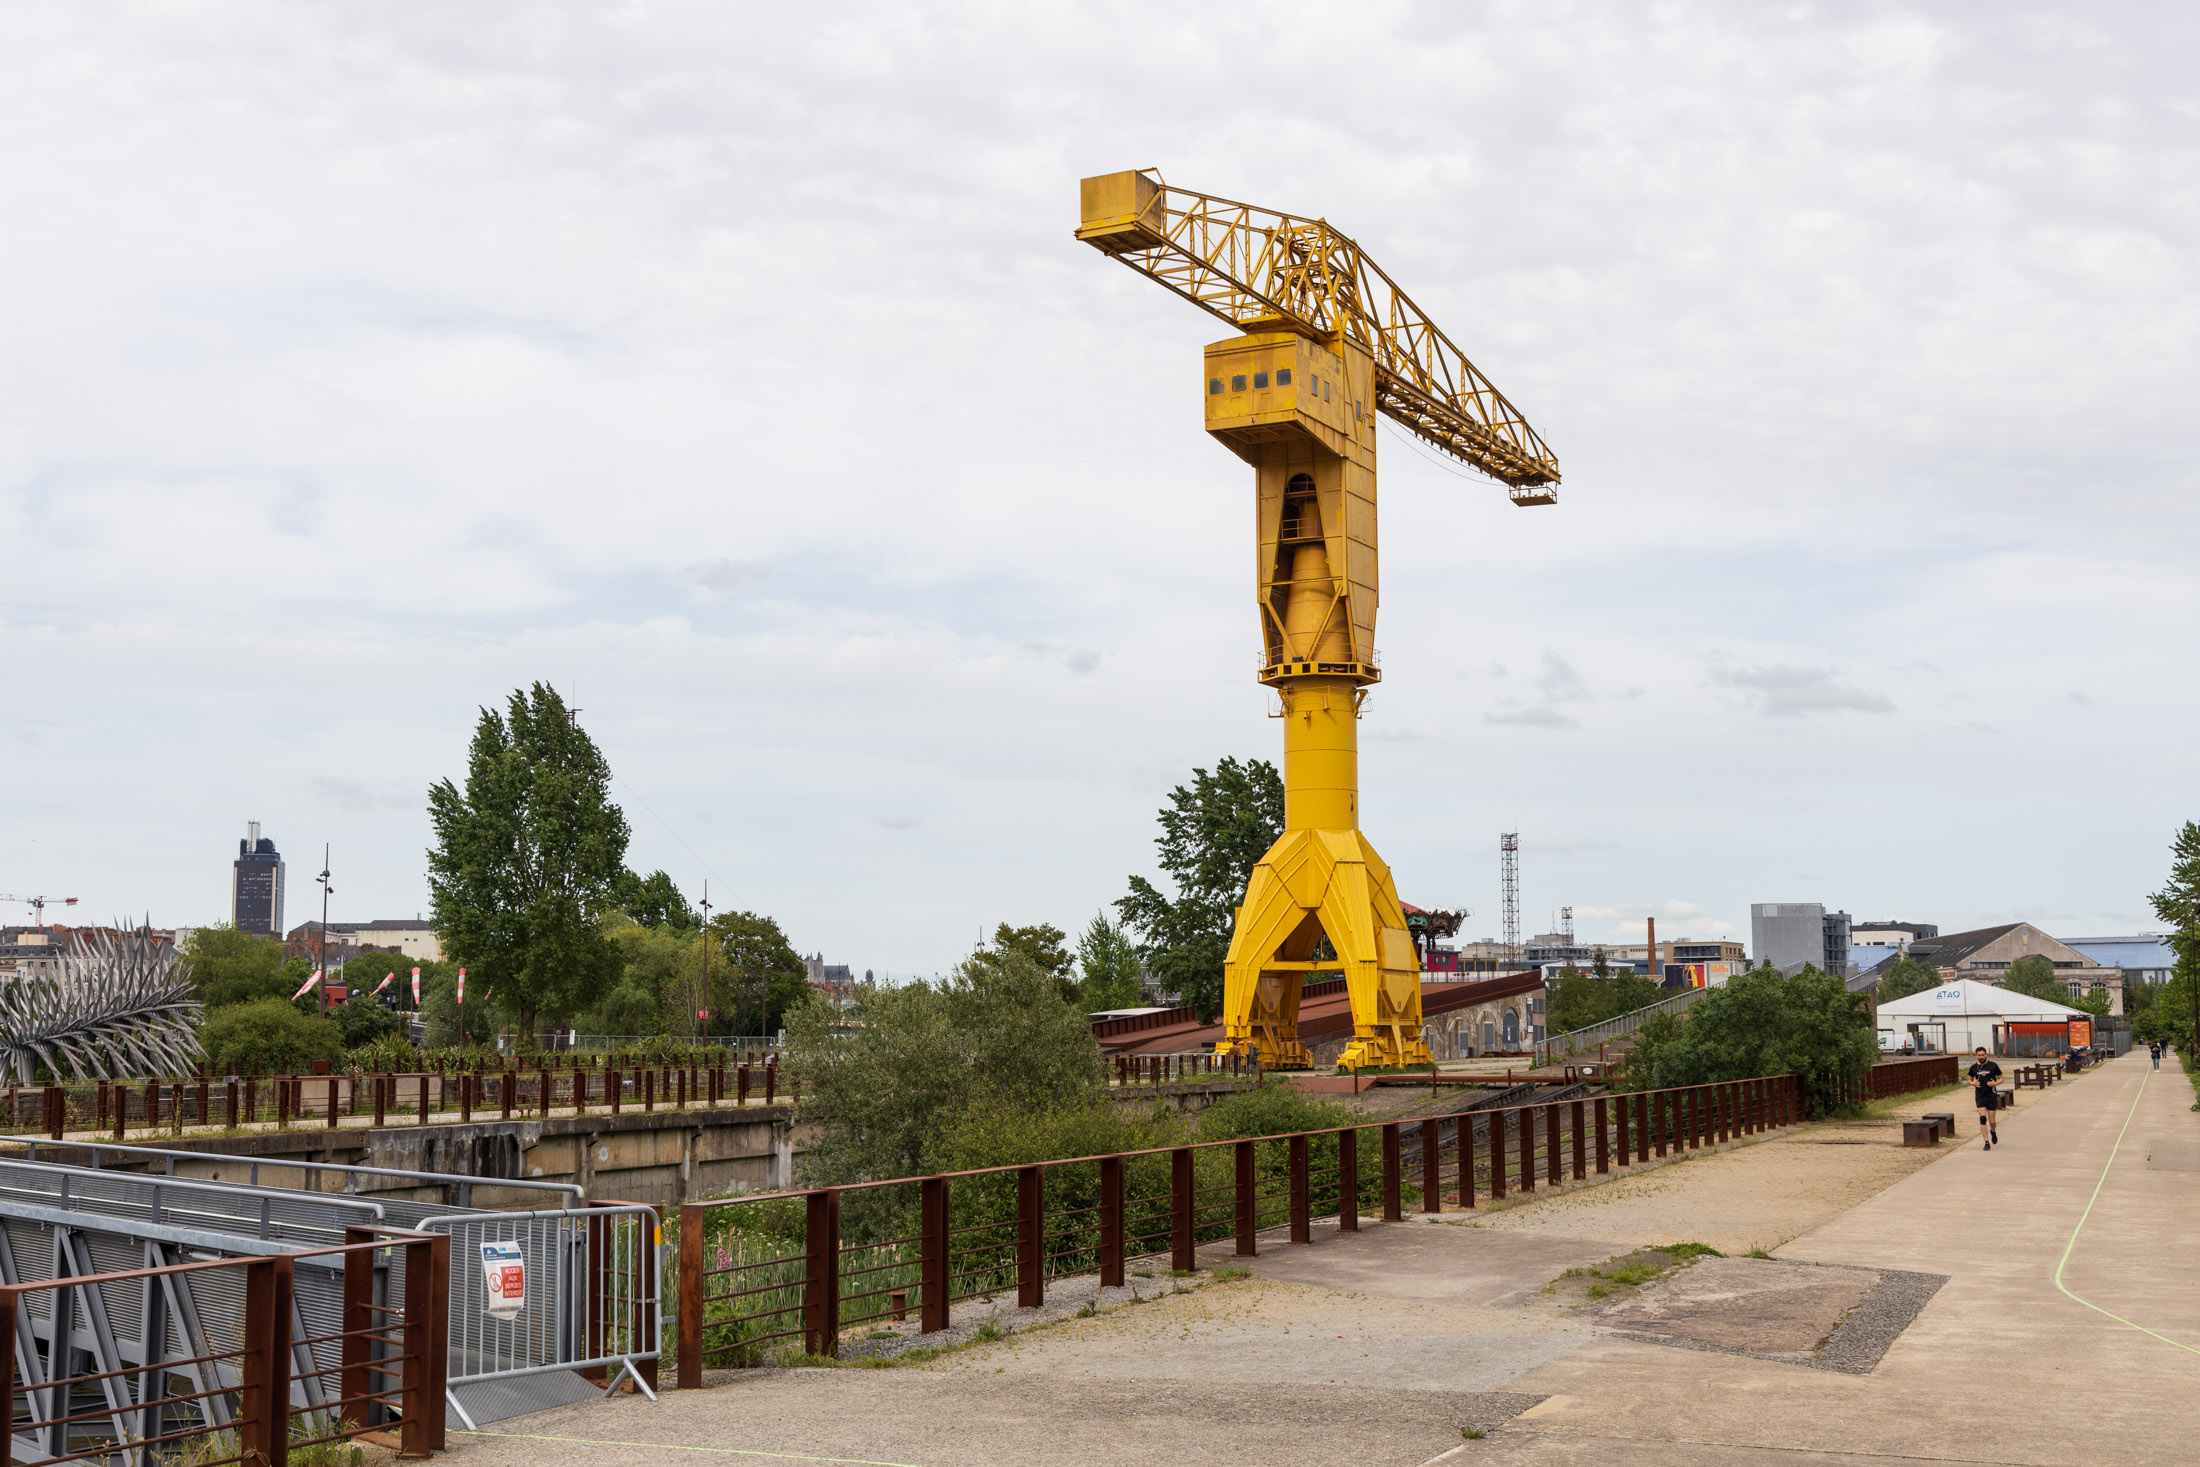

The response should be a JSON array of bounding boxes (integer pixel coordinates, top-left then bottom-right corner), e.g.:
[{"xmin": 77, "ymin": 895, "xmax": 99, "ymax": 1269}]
[{"xmin": 1974, "ymin": 1088, "xmax": 1999, "ymax": 1112}]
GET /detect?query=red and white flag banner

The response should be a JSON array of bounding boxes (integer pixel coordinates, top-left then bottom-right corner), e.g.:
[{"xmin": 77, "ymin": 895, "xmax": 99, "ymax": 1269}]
[
  {"xmin": 293, "ymin": 969, "xmax": 323, "ymax": 1000},
  {"xmin": 411, "ymin": 967, "xmax": 421, "ymax": 1005},
  {"xmin": 456, "ymin": 968, "xmax": 466, "ymax": 1005}
]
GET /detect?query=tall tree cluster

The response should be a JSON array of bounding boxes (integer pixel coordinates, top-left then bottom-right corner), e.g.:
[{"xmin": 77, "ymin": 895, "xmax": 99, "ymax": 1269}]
[
  {"xmin": 1115, "ymin": 757, "xmax": 1285, "ymax": 1022},
  {"xmin": 427, "ymin": 682, "xmax": 631, "ymax": 1038}
]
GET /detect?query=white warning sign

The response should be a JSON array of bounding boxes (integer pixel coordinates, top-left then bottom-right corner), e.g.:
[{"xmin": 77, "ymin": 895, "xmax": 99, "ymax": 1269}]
[{"xmin": 481, "ymin": 1239, "xmax": 526, "ymax": 1320}]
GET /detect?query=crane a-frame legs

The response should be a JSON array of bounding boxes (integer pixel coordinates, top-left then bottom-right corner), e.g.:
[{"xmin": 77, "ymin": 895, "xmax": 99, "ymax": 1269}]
[{"xmin": 1217, "ymin": 828, "xmax": 1432, "ymax": 1071}]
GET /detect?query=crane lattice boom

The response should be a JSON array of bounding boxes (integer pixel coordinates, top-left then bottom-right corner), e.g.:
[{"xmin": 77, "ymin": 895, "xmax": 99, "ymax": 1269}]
[{"xmin": 1076, "ymin": 169, "xmax": 1559, "ymax": 500}]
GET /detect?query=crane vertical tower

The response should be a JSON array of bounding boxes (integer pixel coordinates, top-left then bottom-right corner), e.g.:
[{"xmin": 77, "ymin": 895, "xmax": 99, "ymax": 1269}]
[
  {"xmin": 1499, "ymin": 833, "xmax": 1521, "ymax": 970},
  {"xmin": 1078, "ymin": 170, "xmax": 1559, "ymax": 1068}
]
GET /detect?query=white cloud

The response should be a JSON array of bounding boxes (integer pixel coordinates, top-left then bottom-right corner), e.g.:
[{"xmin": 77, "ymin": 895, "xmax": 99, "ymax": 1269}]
[
  {"xmin": 1, "ymin": 3, "xmax": 2195, "ymax": 969},
  {"xmin": 1705, "ymin": 659, "xmax": 1896, "ymax": 717}
]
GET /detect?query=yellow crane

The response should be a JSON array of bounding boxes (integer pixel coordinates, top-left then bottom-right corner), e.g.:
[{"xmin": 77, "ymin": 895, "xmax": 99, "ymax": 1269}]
[{"xmin": 1077, "ymin": 169, "xmax": 1560, "ymax": 1070}]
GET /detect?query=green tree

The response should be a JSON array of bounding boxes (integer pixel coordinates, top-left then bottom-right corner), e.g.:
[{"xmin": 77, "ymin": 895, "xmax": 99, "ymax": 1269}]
[
  {"xmin": 1624, "ymin": 966, "xmax": 1876, "ymax": 1118},
  {"xmin": 591, "ymin": 916, "xmax": 688, "ymax": 1037},
  {"xmin": 331, "ymin": 988, "xmax": 404, "ymax": 1048},
  {"xmin": 1547, "ymin": 967, "xmax": 1662, "ymax": 1036},
  {"xmin": 418, "ymin": 964, "xmax": 496, "ymax": 1047},
  {"xmin": 1116, "ymin": 756, "xmax": 1285, "ymax": 1022},
  {"xmin": 1872, "ymin": 954, "xmax": 1942, "ymax": 1004},
  {"xmin": 788, "ymin": 947, "xmax": 1107, "ymax": 1187},
  {"xmin": 1074, "ymin": 912, "xmax": 1147, "ymax": 1012},
  {"xmin": 180, "ymin": 925, "xmax": 313, "ymax": 1011},
  {"xmin": 201, "ymin": 998, "xmax": 345, "ymax": 1075},
  {"xmin": 2002, "ymin": 954, "xmax": 2081, "ymax": 1007},
  {"xmin": 615, "ymin": 869, "xmax": 697, "ymax": 931},
  {"xmin": 427, "ymin": 682, "xmax": 632, "ymax": 1041},
  {"xmin": 967, "ymin": 923, "xmax": 1075, "ymax": 1003},
  {"xmin": 708, "ymin": 911, "xmax": 809, "ymax": 1038},
  {"xmin": 2148, "ymin": 821, "xmax": 2200, "ymax": 928}
]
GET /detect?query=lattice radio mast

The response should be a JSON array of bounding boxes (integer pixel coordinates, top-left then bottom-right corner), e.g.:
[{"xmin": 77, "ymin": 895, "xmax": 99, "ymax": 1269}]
[
  {"xmin": 1560, "ymin": 905, "xmax": 1574, "ymax": 948},
  {"xmin": 1500, "ymin": 832, "xmax": 1521, "ymax": 968}
]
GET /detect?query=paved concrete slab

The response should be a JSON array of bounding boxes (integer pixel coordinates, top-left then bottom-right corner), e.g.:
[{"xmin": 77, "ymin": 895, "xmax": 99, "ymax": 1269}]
[{"xmin": 1487, "ymin": 1053, "xmax": 2200, "ymax": 1466}]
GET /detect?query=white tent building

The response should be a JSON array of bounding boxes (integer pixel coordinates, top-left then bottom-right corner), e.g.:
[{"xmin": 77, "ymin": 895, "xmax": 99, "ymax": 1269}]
[{"xmin": 1875, "ymin": 979, "xmax": 2097, "ymax": 1057}]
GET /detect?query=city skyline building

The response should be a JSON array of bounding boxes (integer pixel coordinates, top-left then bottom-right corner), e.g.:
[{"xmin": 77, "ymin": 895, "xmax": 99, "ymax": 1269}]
[{"xmin": 230, "ymin": 822, "xmax": 285, "ymax": 937}]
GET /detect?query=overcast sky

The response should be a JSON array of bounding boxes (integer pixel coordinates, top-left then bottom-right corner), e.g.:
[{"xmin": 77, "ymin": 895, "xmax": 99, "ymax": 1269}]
[{"xmin": 3, "ymin": 3, "xmax": 2194, "ymax": 972}]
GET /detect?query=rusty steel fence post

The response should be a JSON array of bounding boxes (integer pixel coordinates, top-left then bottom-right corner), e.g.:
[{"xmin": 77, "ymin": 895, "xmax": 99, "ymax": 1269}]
[
  {"xmin": 398, "ymin": 1235, "xmax": 435, "ymax": 1456},
  {"xmin": 0, "ymin": 1286, "xmax": 15, "ymax": 1449},
  {"xmin": 1288, "ymin": 1134, "xmax": 1311, "ymax": 1242},
  {"xmin": 804, "ymin": 1190, "xmax": 840, "ymax": 1358},
  {"xmin": 1170, "ymin": 1148, "xmax": 1195, "ymax": 1271},
  {"xmin": 1594, "ymin": 1097, "xmax": 1609, "ymax": 1174},
  {"xmin": 239, "ymin": 1254, "xmax": 294, "ymax": 1467},
  {"xmin": 425, "ymin": 1231, "xmax": 450, "ymax": 1449},
  {"xmin": 921, "ymin": 1176, "xmax": 951, "ymax": 1331},
  {"xmin": 1490, "ymin": 1110, "xmax": 1508, "ymax": 1197},
  {"xmin": 677, "ymin": 1204, "xmax": 705, "ymax": 1388},
  {"xmin": 1017, "ymin": 1167, "xmax": 1044, "ymax": 1307},
  {"xmin": 1571, "ymin": 1101, "xmax": 1586, "ymax": 1181},
  {"xmin": 1234, "ymin": 1141, "xmax": 1257, "ymax": 1256},
  {"xmin": 1380, "ymin": 1124, "xmax": 1402, "ymax": 1220},
  {"xmin": 1098, "ymin": 1158, "xmax": 1124, "ymax": 1285},
  {"xmin": 1457, "ymin": 1115, "xmax": 1476, "ymax": 1209},
  {"xmin": 340, "ymin": 1229, "xmax": 374, "ymax": 1434},
  {"xmin": 1420, "ymin": 1119, "xmax": 1442, "ymax": 1214},
  {"xmin": 1338, "ymin": 1128, "xmax": 1360, "ymax": 1231}
]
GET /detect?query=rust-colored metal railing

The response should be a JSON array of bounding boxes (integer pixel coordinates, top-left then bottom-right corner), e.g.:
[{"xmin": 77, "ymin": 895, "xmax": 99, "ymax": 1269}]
[
  {"xmin": 2, "ymin": 1055, "xmax": 789, "ymax": 1142},
  {"xmin": 0, "ymin": 1226, "xmax": 448, "ymax": 1466},
  {"xmin": 676, "ymin": 1073, "xmax": 1813, "ymax": 1384},
  {"xmin": 1855, "ymin": 1054, "xmax": 1960, "ymax": 1102}
]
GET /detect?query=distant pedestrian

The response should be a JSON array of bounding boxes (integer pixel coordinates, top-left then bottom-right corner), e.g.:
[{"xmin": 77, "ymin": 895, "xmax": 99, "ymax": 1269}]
[
  {"xmin": 2151, "ymin": 1042, "xmax": 2162, "ymax": 1070},
  {"xmin": 1967, "ymin": 1047, "xmax": 2003, "ymax": 1150}
]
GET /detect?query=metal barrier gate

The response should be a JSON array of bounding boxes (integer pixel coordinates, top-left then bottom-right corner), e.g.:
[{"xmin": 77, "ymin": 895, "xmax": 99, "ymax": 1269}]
[
  {"xmin": 0, "ymin": 1143, "xmax": 662, "ymax": 1435},
  {"xmin": 421, "ymin": 1206, "xmax": 662, "ymax": 1429}
]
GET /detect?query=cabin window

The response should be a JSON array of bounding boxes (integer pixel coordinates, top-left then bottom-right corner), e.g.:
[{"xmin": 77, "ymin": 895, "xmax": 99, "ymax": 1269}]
[
  {"xmin": 1209, "ymin": 379, "xmax": 1222, "ymax": 395},
  {"xmin": 1253, "ymin": 371, "xmax": 1268, "ymax": 389},
  {"xmin": 1276, "ymin": 368, "xmax": 1292, "ymax": 385},
  {"xmin": 1231, "ymin": 374, "xmax": 1247, "ymax": 391}
]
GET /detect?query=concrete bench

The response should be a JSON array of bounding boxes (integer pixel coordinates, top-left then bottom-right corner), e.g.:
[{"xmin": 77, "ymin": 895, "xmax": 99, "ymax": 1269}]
[{"xmin": 1902, "ymin": 1120, "xmax": 1941, "ymax": 1147}]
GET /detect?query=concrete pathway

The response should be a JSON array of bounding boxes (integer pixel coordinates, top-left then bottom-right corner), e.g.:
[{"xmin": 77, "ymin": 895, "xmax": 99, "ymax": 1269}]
[
  {"xmin": 439, "ymin": 1054, "xmax": 2197, "ymax": 1466},
  {"xmin": 1486, "ymin": 1050, "xmax": 2199, "ymax": 1466}
]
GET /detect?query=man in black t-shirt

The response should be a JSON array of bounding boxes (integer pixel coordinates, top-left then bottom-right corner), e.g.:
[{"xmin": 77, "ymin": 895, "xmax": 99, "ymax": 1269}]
[{"xmin": 1967, "ymin": 1048, "xmax": 2003, "ymax": 1149}]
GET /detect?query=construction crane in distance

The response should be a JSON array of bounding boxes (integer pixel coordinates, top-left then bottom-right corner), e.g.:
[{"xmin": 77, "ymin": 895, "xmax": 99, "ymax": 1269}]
[
  {"xmin": 1, "ymin": 895, "xmax": 79, "ymax": 932},
  {"xmin": 1077, "ymin": 170, "xmax": 1561, "ymax": 1070}
]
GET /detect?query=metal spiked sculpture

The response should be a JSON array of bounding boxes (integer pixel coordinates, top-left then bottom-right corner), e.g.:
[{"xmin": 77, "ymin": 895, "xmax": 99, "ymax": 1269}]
[{"xmin": 0, "ymin": 928, "xmax": 202, "ymax": 1082}]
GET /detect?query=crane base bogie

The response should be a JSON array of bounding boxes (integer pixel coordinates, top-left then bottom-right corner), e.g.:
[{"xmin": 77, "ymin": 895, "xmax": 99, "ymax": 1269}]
[{"xmin": 1215, "ymin": 827, "xmax": 1431, "ymax": 1073}]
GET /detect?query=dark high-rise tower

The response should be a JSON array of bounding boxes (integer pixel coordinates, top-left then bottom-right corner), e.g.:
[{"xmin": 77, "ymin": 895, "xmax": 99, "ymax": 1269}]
[{"xmin": 231, "ymin": 821, "xmax": 286, "ymax": 936}]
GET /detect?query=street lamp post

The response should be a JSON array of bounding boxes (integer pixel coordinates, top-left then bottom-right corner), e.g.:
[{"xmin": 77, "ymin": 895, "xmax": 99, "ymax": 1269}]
[
  {"xmin": 316, "ymin": 847, "xmax": 334, "ymax": 1016},
  {"xmin": 699, "ymin": 880, "xmax": 714, "ymax": 1041}
]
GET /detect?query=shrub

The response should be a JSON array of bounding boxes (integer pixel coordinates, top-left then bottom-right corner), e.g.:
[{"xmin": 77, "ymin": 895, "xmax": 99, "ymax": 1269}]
[
  {"xmin": 788, "ymin": 947, "xmax": 1107, "ymax": 1188},
  {"xmin": 1192, "ymin": 1081, "xmax": 1357, "ymax": 1143},
  {"xmin": 331, "ymin": 992, "xmax": 404, "ymax": 1048},
  {"xmin": 201, "ymin": 998, "xmax": 345, "ymax": 1076}
]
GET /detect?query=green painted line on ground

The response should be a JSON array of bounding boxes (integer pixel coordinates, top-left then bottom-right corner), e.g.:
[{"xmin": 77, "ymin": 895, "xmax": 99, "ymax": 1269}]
[
  {"xmin": 2050, "ymin": 1061, "xmax": 2200, "ymax": 1357},
  {"xmin": 456, "ymin": 1427, "xmax": 925, "ymax": 1467}
]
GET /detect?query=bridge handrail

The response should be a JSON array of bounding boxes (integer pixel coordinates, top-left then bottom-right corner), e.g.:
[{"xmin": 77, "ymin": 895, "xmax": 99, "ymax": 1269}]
[{"xmin": 1533, "ymin": 986, "xmax": 1711, "ymax": 1066}]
